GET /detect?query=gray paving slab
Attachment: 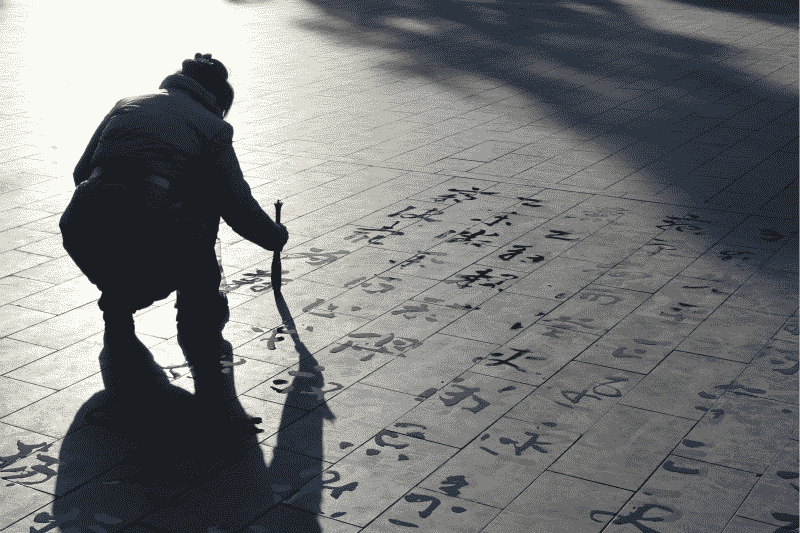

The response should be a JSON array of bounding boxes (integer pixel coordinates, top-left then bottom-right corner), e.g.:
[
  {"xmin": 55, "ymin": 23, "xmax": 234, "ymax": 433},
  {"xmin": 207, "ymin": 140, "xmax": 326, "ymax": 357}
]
[{"xmin": 0, "ymin": 0, "xmax": 797, "ymax": 531}]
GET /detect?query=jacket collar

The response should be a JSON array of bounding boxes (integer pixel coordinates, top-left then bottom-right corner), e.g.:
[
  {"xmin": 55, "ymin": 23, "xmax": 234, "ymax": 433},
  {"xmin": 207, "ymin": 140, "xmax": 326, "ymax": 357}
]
[{"xmin": 159, "ymin": 73, "xmax": 221, "ymax": 116}]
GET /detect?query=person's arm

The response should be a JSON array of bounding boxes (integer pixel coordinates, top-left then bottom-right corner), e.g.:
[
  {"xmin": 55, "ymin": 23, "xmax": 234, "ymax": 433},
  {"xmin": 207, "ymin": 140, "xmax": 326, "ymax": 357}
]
[
  {"xmin": 72, "ymin": 100, "xmax": 124, "ymax": 186},
  {"xmin": 214, "ymin": 124, "xmax": 288, "ymax": 252}
]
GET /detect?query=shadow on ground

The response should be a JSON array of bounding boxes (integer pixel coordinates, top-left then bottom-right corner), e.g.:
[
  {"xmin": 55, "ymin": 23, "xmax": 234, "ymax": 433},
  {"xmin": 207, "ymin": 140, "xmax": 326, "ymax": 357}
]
[
  {"xmin": 36, "ymin": 292, "xmax": 328, "ymax": 533},
  {"xmin": 277, "ymin": 0, "xmax": 797, "ymax": 218}
]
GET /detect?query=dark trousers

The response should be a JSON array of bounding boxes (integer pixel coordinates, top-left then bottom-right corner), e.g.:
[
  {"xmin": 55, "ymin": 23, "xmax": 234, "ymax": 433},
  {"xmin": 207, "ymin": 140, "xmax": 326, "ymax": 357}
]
[{"xmin": 61, "ymin": 176, "xmax": 231, "ymax": 401}]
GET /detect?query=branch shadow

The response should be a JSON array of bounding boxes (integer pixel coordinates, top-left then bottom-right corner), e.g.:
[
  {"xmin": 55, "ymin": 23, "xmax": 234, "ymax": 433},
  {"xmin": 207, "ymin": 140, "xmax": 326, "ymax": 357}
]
[{"xmin": 276, "ymin": 0, "xmax": 797, "ymax": 216}]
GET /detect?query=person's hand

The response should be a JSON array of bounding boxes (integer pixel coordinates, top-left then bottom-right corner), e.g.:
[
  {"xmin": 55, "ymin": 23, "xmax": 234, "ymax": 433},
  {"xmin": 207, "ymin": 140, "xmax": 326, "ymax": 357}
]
[{"xmin": 277, "ymin": 222, "xmax": 289, "ymax": 250}]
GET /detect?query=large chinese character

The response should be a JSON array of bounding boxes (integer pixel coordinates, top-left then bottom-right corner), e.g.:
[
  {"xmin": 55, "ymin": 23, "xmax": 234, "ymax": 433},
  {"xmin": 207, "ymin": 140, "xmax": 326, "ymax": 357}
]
[{"xmin": 440, "ymin": 385, "xmax": 490, "ymax": 413}]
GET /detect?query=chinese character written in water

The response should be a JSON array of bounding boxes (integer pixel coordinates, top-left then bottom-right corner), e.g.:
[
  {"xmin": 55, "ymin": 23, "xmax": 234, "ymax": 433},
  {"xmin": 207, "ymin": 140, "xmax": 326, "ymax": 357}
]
[
  {"xmin": 443, "ymin": 268, "xmax": 519, "ymax": 289},
  {"xmin": 540, "ymin": 316, "xmax": 600, "ymax": 338},
  {"xmin": 284, "ymin": 470, "xmax": 358, "ymax": 509},
  {"xmin": 517, "ymin": 196, "xmax": 544, "ymax": 208},
  {"xmin": 432, "ymin": 187, "xmax": 500, "ymax": 203},
  {"xmin": 591, "ymin": 504, "xmax": 677, "ymax": 533},
  {"xmin": 1, "ymin": 441, "xmax": 58, "ymax": 487},
  {"xmin": 485, "ymin": 348, "xmax": 546, "ymax": 372},
  {"xmin": 611, "ymin": 338, "xmax": 666, "ymax": 359},
  {"xmin": 478, "ymin": 431, "xmax": 552, "ymax": 456},
  {"xmin": 497, "ymin": 244, "xmax": 546, "ymax": 264},
  {"xmin": 397, "ymin": 250, "xmax": 448, "ymax": 269},
  {"xmin": 390, "ymin": 303, "xmax": 438, "ymax": 322},
  {"xmin": 344, "ymin": 276, "xmax": 401, "ymax": 294},
  {"xmin": 544, "ymin": 229, "xmax": 579, "ymax": 241},
  {"xmin": 436, "ymin": 228, "xmax": 500, "ymax": 247},
  {"xmin": 440, "ymin": 384, "xmax": 490, "ymax": 413},
  {"xmin": 658, "ymin": 302, "xmax": 707, "ymax": 322},
  {"xmin": 227, "ymin": 268, "xmax": 292, "ymax": 293},
  {"xmin": 301, "ymin": 298, "xmax": 339, "ymax": 318},
  {"xmin": 472, "ymin": 213, "xmax": 515, "ymax": 227},
  {"xmin": 642, "ymin": 238, "xmax": 679, "ymax": 257},
  {"xmin": 718, "ymin": 250, "xmax": 753, "ymax": 262},
  {"xmin": 388, "ymin": 206, "xmax": 445, "ymax": 222},
  {"xmin": 282, "ymin": 248, "xmax": 351, "ymax": 266},
  {"xmin": 330, "ymin": 333, "xmax": 423, "ymax": 360},
  {"xmin": 555, "ymin": 376, "xmax": 629, "ymax": 409},
  {"xmin": 578, "ymin": 288, "xmax": 623, "ymax": 306},
  {"xmin": 364, "ymin": 428, "xmax": 411, "ymax": 460},
  {"xmin": 656, "ymin": 214, "xmax": 711, "ymax": 235},
  {"xmin": 344, "ymin": 221, "xmax": 405, "ymax": 245},
  {"xmin": 387, "ymin": 493, "xmax": 468, "ymax": 528}
]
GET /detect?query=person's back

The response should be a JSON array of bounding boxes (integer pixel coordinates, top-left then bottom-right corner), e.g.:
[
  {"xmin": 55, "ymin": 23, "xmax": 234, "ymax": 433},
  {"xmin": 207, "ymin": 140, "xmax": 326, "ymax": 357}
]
[{"xmin": 60, "ymin": 53, "xmax": 286, "ymax": 433}]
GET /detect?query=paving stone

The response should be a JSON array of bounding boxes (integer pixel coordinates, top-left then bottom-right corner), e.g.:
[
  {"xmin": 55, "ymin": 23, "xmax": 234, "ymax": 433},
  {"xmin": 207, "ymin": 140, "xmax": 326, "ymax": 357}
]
[
  {"xmin": 774, "ymin": 315, "xmax": 799, "ymax": 343},
  {"xmin": 506, "ymin": 361, "xmax": 642, "ymax": 435},
  {"xmin": 283, "ymin": 434, "xmax": 456, "ymax": 527},
  {"xmin": 679, "ymin": 243, "xmax": 773, "ymax": 284},
  {"xmin": 540, "ymin": 284, "xmax": 652, "ymax": 334},
  {"xmin": 507, "ymin": 257, "xmax": 608, "ymax": 301},
  {"xmin": 0, "ymin": 373, "xmax": 105, "ymax": 438},
  {"xmin": 620, "ymin": 351, "xmax": 746, "ymax": 419},
  {"xmin": 603, "ymin": 456, "xmax": 757, "ymax": 533},
  {"xmin": 301, "ymin": 247, "xmax": 410, "ymax": 288},
  {"xmin": 733, "ymin": 340, "xmax": 799, "ymax": 405},
  {"xmin": 362, "ymin": 487, "xmax": 500, "ymax": 533},
  {"xmin": 634, "ymin": 276, "xmax": 741, "ymax": 325},
  {"xmin": 763, "ymin": 240, "xmax": 799, "ymax": 273},
  {"xmin": 477, "ymin": 230, "xmax": 583, "ymax": 274},
  {"xmin": 261, "ymin": 384, "xmax": 419, "ymax": 462},
  {"xmin": 576, "ymin": 314, "xmax": 696, "ymax": 374},
  {"xmin": 438, "ymin": 291, "xmax": 557, "ymax": 344},
  {"xmin": 326, "ymin": 273, "xmax": 439, "ymax": 320},
  {"xmin": 0, "ymin": 337, "xmax": 53, "ymax": 376},
  {"xmin": 480, "ymin": 471, "xmax": 631, "ymax": 533},
  {"xmin": 455, "ymin": 212, "xmax": 547, "ymax": 249},
  {"xmin": 675, "ymin": 395, "xmax": 798, "ymax": 473},
  {"xmin": 593, "ymin": 248, "xmax": 697, "ymax": 293},
  {"xmin": 391, "ymin": 371, "xmax": 535, "ymax": 448},
  {"xmin": 471, "ymin": 323, "xmax": 599, "ymax": 386},
  {"xmin": 419, "ymin": 416, "xmax": 578, "ymax": 508},
  {"xmin": 246, "ymin": 339, "xmax": 394, "ymax": 411},
  {"xmin": 550, "ymin": 404, "xmax": 694, "ymax": 491},
  {"xmin": 4, "ymin": 333, "xmax": 105, "ymax": 390},
  {"xmin": 724, "ymin": 268, "xmax": 799, "ymax": 316},
  {"xmin": 246, "ymin": 504, "xmax": 361, "ymax": 533},
  {"xmin": 1, "ymin": 424, "xmax": 134, "ymax": 497},
  {"xmin": 411, "ymin": 263, "xmax": 524, "ymax": 309},
  {"xmin": 737, "ymin": 440, "xmax": 799, "ymax": 528},
  {"xmin": 7, "ymin": 302, "xmax": 103, "ymax": 351},
  {"xmin": 722, "ymin": 516, "xmax": 780, "ymax": 533},
  {"xmin": 361, "ymin": 334, "xmax": 499, "ymax": 398},
  {"xmin": 676, "ymin": 305, "xmax": 787, "ymax": 363},
  {"xmin": 384, "ymin": 242, "xmax": 500, "ymax": 281},
  {"xmin": 558, "ymin": 228, "xmax": 656, "ymax": 265}
]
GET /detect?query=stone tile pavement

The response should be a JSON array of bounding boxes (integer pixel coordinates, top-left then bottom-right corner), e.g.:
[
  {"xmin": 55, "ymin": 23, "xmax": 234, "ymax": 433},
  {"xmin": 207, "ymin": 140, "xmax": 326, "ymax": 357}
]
[{"xmin": 0, "ymin": 0, "xmax": 797, "ymax": 531}]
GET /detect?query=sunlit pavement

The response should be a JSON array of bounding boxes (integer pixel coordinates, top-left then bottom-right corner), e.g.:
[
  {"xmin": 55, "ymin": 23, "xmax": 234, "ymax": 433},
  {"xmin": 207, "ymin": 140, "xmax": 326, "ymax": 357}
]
[{"xmin": 0, "ymin": 0, "xmax": 797, "ymax": 531}]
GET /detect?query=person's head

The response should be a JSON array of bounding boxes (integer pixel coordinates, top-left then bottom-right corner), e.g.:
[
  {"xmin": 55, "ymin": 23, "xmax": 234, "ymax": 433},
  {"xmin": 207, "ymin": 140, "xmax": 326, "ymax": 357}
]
[{"xmin": 179, "ymin": 53, "xmax": 234, "ymax": 119}]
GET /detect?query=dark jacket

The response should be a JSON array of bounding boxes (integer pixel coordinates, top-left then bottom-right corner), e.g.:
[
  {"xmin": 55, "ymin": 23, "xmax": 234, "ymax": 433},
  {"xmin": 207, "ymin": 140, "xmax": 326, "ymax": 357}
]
[{"xmin": 71, "ymin": 73, "xmax": 287, "ymax": 254}]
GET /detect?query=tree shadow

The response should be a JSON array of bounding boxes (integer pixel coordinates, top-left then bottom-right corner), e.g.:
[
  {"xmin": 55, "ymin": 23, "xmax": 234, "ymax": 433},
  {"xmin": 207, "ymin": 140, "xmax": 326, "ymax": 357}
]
[
  {"xmin": 279, "ymin": 0, "xmax": 796, "ymax": 217},
  {"xmin": 668, "ymin": 0, "xmax": 797, "ymax": 20},
  {"xmin": 18, "ymin": 291, "xmax": 328, "ymax": 533}
]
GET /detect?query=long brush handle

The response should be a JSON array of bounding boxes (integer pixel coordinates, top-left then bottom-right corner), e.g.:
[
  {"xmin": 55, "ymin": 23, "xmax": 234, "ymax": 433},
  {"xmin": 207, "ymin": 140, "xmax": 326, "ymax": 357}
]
[{"xmin": 271, "ymin": 200, "xmax": 283, "ymax": 292}]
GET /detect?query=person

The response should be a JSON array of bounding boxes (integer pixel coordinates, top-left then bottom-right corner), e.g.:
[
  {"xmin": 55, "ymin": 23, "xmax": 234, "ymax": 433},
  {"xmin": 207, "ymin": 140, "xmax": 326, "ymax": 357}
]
[{"xmin": 60, "ymin": 53, "xmax": 288, "ymax": 431}]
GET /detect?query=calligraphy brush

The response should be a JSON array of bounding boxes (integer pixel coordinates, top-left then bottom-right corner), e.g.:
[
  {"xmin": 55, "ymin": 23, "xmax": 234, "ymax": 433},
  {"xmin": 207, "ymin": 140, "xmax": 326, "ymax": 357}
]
[{"xmin": 272, "ymin": 200, "xmax": 283, "ymax": 292}]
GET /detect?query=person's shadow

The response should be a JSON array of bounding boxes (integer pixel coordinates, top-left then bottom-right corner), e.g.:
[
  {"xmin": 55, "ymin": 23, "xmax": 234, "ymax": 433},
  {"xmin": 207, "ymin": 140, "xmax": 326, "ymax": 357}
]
[{"xmin": 33, "ymin": 290, "xmax": 329, "ymax": 533}]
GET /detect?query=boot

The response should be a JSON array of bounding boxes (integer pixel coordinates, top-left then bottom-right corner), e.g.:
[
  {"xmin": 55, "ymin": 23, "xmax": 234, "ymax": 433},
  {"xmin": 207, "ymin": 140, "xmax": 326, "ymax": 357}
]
[
  {"xmin": 176, "ymin": 295, "xmax": 261, "ymax": 436},
  {"xmin": 91, "ymin": 312, "xmax": 175, "ymax": 431}
]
